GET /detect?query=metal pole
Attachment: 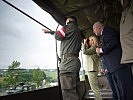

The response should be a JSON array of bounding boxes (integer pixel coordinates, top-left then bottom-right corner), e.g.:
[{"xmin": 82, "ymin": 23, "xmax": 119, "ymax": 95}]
[
  {"xmin": 2, "ymin": 0, "xmax": 52, "ymax": 31},
  {"xmin": 55, "ymin": 24, "xmax": 63, "ymax": 100}
]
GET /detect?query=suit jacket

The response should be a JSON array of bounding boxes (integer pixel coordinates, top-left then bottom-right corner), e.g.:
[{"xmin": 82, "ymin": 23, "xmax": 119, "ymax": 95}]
[{"xmin": 101, "ymin": 26, "xmax": 126, "ymax": 73}]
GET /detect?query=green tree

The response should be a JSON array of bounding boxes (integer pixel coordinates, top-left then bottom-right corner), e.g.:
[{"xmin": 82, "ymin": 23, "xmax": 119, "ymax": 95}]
[
  {"xmin": 8, "ymin": 61, "xmax": 20, "ymax": 69},
  {"xmin": 32, "ymin": 68, "xmax": 46, "ymax": 87},
  {"xmin": 3, "ymin": 60, "xmax": 20, "ymax": 87}
]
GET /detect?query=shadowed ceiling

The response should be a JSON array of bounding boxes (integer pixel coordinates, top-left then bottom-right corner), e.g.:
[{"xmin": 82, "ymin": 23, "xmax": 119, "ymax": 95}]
[{"xmin": 33, "ymin": 0, "xmax": 122, "ymax": 37}]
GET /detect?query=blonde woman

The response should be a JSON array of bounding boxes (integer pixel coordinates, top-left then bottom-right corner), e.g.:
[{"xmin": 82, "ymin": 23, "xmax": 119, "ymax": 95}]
[{"xmin": 83, "ymin": 35, "xmax": 102, "ymax": 100}]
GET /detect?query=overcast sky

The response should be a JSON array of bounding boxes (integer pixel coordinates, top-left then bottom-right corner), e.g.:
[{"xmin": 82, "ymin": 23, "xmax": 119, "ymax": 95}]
[{"xmin": 0, "ymin": 0, "xmax": 61, "ymax": 69}]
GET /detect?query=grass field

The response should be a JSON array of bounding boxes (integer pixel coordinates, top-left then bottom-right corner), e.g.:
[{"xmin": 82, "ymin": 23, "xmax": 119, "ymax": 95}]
[{"xmin": 44, "ymin": 70, "xmax": 58, "ymax": 81}]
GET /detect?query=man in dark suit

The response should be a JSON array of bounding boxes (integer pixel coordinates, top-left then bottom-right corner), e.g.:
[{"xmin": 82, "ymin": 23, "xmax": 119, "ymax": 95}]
[{"xmin": 93, "ymin": 21, "xmax": 133, "ymax": 100}]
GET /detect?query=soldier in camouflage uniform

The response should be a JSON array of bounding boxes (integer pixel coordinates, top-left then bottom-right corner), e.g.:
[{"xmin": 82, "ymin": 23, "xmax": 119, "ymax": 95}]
[
  {"xmin": 83, "ymin": 35, "xmax": 102, "ymax": 100},
  {"xmin": 42, "ymin": 16, "xmax": 83, "ymax": 100}
]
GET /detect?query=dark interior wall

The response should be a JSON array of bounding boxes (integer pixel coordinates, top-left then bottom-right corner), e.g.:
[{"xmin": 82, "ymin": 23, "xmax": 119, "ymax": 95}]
[{"xmin": 0, "ymin": 86, "xmax": 61, "ymax": 100}]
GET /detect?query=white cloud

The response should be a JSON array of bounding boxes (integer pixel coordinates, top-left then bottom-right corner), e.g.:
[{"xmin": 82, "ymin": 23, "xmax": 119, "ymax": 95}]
[{"xmin": 0, "ymin": 0, "xmax": 61, "ymax": 69}]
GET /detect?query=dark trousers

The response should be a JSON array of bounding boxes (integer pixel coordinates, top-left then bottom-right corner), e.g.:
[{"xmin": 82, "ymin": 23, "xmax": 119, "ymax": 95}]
[
  {"xmin": 130, "ymin": 63, "xmax": 133, "ymax": 85},
  {"xmin": 102, "ymin": 57, "xmax": 118, "ymax": 100},
  {"xmin": 111, "ymin": 65, "xmax": 133, "ymax": 100},
  {"xmin": 59, "ymin": 72, "xmax": 80, "ymax": 100},
  {"xmin": 106, "ymin": 72, "xmax": 118, "ymax": 100}
]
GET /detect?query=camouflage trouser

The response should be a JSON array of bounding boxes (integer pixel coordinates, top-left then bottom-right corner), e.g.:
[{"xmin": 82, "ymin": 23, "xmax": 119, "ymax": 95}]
[
  {"xmin": 87, "ymin": 71, "xmax": 102, "ymax": 100},
  {"xmin": 59, "ymin": 72, "xmax": 81, "ymax": 100}
]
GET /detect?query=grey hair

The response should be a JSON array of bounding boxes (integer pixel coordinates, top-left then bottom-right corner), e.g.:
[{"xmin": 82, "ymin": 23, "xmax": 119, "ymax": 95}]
[{"xmin": 93, "ymin": 21, "xmax": 104, "ymax": 28}]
